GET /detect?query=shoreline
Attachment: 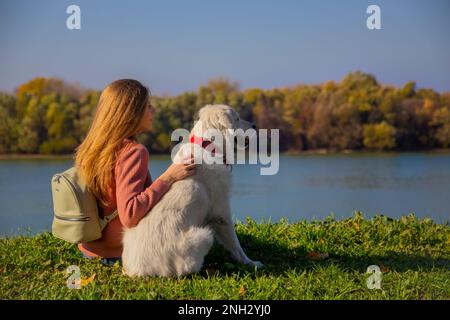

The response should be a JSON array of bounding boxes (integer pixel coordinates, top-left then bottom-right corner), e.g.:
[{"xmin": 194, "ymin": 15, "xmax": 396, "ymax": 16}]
[
  {"xmin": 0, "ymin": 154, "xmax": 75, "ymax": 160},
  {"xmin": 1, "ymin": 148, "xmax": 450, "ymax": 160},
  {"xmin": 283, "ymin": 148, "xmax": 450, "ymax": 155}
]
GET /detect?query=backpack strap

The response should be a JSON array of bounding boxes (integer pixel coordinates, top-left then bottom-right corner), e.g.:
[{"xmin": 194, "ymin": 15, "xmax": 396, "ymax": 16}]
[{"xmin": 99, "ymin": 209, "xmax": 118, "ymax": 231}]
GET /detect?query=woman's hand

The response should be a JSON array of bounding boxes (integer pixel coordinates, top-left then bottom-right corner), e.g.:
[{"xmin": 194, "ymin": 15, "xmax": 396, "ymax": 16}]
[{"xmin": 159, "ymin": 156, "xmax": 196, "ymax": 185}]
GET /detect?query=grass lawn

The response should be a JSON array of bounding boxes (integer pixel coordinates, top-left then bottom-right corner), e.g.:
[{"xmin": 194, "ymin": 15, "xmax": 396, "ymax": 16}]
[{"xmin": 1, "ymin": 213, "xmax": 449, "ymax": 300}]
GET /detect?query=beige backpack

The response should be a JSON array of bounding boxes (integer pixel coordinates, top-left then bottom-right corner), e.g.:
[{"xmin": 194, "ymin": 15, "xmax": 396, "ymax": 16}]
[{"xmin": 51, "ymin": 166, "xmax": 118, "ymax": 244}]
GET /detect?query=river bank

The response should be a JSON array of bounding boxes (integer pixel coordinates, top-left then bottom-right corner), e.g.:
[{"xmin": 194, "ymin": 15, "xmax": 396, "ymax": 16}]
[{"xmin": 1, "ymin": 214, "xmax": 448, "ymax": 299}]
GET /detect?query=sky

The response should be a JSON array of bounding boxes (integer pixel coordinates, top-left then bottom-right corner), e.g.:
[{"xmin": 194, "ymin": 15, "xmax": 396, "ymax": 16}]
[{"xmin": 1, "ymin": 0, "xmax": 449, "ymax": 95}]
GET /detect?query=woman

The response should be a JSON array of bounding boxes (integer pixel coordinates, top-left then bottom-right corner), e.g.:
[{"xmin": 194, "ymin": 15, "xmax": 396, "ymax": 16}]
[{"xmin": 74, "ymin": 79, "xmax": 195, "ymax": 265}]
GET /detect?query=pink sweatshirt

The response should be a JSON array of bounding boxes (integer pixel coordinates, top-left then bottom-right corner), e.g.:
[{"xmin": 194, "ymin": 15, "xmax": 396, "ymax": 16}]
[{"xmin": 78, "ymin": 138, "xmax": 171, "ymax": 258}]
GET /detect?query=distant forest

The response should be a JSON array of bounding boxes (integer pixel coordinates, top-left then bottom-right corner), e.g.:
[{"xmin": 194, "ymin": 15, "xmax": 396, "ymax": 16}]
[{"xmin": 1, "ymin": 71, "xmax": 449, "ymax": 154}]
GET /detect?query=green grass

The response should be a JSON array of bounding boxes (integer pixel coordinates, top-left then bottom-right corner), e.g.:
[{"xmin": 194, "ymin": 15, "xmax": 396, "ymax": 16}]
[{"xmin": 1, "ymin": 213, "xmax": 449, "ymax": 300}]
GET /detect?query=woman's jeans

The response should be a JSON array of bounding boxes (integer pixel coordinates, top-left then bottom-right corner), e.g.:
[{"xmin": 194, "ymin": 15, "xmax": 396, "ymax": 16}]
[{"xmin": 82, "ymin": 253, "xmax": 121, "ymax": 266}]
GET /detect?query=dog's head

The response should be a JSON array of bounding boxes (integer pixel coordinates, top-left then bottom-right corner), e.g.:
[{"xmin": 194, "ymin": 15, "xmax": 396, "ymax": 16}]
[{"xmin": 194, "ymin": 104, "xmax": 256, "ymax": 149}]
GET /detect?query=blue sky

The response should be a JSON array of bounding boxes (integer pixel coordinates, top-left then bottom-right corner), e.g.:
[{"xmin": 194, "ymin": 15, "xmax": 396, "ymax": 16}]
[{"xmin": 1, "ymin": 0, "xmax": 449, "ymax": 94}]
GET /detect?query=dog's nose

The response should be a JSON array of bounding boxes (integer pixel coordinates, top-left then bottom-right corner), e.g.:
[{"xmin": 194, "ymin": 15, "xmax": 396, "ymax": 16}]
[{"xmin": 252, "ymin": 124, "xmax": 256, "ymax": 129}]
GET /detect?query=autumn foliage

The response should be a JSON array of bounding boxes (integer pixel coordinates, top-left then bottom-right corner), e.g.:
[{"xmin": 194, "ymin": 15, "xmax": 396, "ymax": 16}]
[{"xmin": 1, "ymin": 72, "xmax": 449, "ymax": 154}]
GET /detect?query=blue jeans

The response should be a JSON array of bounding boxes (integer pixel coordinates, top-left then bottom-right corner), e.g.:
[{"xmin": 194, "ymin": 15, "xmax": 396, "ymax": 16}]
[{"xmin": 82, "ymin": 253, "xmax": 122, "ymax": 266}]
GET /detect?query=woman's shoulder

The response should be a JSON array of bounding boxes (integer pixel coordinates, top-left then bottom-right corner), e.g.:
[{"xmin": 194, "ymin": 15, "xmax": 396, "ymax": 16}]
[{"xmin": 116, "ymin": 138, "xmax": 149, "ymax": 165}]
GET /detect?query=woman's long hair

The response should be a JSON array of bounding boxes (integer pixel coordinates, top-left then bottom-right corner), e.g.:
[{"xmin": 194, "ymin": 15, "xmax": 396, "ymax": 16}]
[{"xmin": 75, "ymin": 79, "xmax": 150, "ymax": 207}]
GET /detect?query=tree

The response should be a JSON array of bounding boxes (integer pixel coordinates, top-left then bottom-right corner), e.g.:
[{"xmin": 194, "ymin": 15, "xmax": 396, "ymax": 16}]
[
  {"xmin": 363, "ymin": 122, "xmax": 397, "ymax": 150},
  {"xmin": 431, "ymin": 106, "xmax": 450, "ymax": 148},
  {"xmin": 0, "ymin": 93, "xmax": 18, "ymax": 153},
  {"xmin": 196, "ymin": 77, "xmax": 240, "ymax": 108}
]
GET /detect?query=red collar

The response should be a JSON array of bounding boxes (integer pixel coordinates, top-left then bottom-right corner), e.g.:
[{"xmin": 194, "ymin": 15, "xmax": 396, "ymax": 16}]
[
  {"xmin": 189, "ymin": 135, "xmax": 230, "ymax": 167},
  {"xmin": 189, "ymin": 135, "xmax": 216, "ymax": 155}
]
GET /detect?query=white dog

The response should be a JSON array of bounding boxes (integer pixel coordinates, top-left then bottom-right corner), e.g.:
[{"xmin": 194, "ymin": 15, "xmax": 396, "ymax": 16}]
[{"xmin": 122, "ymin": 104, "xmax": 262, "ymax": 277}]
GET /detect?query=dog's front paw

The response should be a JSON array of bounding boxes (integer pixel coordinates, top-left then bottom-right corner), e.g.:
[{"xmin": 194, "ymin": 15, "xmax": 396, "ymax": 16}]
[{"xmin": 247, "ymin": 260, "xmax": 263, "ymax": 268}]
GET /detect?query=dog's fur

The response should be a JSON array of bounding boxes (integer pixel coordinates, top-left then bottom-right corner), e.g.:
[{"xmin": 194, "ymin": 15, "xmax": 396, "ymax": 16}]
[{"xmin": 122, "ymin": 104, "xmax": 262, "ymax": 277}]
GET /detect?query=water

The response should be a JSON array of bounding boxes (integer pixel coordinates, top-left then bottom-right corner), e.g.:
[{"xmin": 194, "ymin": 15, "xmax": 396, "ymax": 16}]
[{"xmin": 1, "ymin": 153, "xmax": 450, "ymax": 236}]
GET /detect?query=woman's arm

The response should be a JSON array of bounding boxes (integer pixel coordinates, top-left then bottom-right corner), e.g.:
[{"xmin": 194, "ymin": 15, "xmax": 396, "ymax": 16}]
[{"xmin": 115, "ymin": 144, "xmax": 170, "ymax": 228}]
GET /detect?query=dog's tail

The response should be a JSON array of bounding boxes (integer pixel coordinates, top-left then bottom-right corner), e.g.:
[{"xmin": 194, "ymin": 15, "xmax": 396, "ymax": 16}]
[{"xmin": 173, "ymin": 226, "xmax": 214, "ymax": 276}]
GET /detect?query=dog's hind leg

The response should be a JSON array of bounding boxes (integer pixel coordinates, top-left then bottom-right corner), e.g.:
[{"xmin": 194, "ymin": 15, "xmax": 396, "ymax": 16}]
[{"xmin": 172, "ymin": 226, "xmax": 214, "ymax": 276}]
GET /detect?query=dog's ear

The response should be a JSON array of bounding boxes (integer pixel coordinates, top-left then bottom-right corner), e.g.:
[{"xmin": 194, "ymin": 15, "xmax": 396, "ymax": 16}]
[{"xmin": 215, "ymin": 109, "xmax": 233, "ymax": 130}]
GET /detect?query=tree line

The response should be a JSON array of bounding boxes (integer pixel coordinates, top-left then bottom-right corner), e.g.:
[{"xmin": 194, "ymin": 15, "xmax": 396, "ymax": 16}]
[{"xmin": 0, "ymin": 72, "xmax": 449, "ymax": 154}]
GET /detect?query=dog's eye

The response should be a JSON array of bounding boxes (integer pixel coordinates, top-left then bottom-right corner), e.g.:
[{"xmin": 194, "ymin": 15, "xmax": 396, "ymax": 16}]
[{"xmin": 236, "ymin": 117, "xmax": 240, "ymax": 121}]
